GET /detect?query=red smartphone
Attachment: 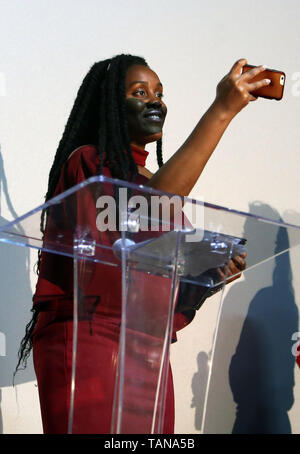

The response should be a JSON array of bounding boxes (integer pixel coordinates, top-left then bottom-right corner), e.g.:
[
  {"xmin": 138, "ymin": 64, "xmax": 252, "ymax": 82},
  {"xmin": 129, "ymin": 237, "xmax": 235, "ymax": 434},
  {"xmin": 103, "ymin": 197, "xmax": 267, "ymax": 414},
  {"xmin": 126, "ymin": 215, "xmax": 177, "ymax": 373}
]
[{"xmin": 242, "ymin": 64, "xmax": 286, "ymax": 100}]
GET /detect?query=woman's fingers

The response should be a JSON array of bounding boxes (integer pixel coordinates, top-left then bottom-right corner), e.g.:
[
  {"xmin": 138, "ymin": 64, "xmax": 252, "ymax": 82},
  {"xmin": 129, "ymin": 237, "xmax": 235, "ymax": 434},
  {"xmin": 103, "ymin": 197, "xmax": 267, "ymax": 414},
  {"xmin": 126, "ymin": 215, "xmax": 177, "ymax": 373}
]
[
  {"xmin": 215, "ymin": 59, "xmax": 270, "ymax": 117},
  {"xmin": 228, "ymin": 260, "xmax": 242, "ymax": 278},
  {"xmin": 216, "ymin": 254, "xmax": 247, "ymax": 284},
  {"xmin": 217, "ymin": 267, "xmax": 226, "ymax": 280},
  {"xmin": 230, "ymin": 61, "xmax": 270, "ymax": 94},
  {"xmin": 241, "ymin": 64, "xmax": 266, "ymax": 82},
  {"xmin": 240, "ymin": 64, "xmax": 271, "ymax": 99},
  {"xmin": 247, "ymin": 77, "xmax": 271, "ymax": 92},
  {"xmin": 229, "ymin": 58, "xmax": 248, "ymax": 78},
  {"xmin": 217, "ymin": 265, "xmax": 241, "ymax": 284},
  {"xmin": 232, "ymin": 254, "xmax": 246, "ymax": 270}
]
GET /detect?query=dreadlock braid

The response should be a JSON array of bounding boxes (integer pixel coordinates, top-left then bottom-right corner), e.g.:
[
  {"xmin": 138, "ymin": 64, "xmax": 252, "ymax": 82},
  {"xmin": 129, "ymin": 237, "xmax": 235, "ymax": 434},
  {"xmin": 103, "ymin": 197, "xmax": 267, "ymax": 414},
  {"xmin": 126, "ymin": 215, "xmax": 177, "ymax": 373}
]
[
  {"xmin": 156, "ymin": 138, "xmax": 163, "ymax": 168},
  {"xmin": 118, "ymin": 56, "xmax": 139, "ymax": 178}
]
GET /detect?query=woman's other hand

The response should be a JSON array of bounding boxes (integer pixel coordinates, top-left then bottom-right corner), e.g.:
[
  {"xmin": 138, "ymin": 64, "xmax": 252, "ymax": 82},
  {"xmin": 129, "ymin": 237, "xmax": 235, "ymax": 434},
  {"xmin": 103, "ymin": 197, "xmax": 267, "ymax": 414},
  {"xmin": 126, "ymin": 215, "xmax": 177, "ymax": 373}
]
[{"xmin": 217, "ymin": 252, "xmax": 247, "ymax": 285}]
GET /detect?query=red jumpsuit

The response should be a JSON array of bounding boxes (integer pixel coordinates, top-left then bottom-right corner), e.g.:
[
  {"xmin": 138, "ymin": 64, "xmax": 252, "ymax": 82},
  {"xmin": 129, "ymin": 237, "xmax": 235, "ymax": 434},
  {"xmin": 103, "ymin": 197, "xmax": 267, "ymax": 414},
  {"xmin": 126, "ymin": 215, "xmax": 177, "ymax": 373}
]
[{"xmin": 32, "ymin": 145, "xmax": 195, "ymax": 434}]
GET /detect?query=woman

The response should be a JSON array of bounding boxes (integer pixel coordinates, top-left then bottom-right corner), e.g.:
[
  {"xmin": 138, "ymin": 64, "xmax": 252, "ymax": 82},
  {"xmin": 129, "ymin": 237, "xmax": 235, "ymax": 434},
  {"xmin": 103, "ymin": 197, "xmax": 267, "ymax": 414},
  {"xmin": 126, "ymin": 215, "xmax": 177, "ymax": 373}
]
[{"xmin": 17, "ymin": 54, "xmax": 268, "ymax": 433}]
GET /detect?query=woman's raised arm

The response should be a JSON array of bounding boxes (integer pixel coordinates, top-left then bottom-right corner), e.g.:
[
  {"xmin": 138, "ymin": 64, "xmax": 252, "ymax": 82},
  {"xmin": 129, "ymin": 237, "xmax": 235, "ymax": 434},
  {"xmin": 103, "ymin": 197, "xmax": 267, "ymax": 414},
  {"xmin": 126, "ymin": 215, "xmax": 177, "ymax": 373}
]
[{"xmin": 147, "ymin": 59, "xmax": 270, "ymax": 197}]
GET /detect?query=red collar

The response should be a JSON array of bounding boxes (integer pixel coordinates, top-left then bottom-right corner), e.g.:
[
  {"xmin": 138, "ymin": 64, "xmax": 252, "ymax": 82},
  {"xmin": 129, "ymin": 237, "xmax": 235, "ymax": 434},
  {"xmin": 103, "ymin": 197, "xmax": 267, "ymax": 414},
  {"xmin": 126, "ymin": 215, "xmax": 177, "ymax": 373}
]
[{"xmin": 130, "ymin": 145, "xmax": 149, "ymax": 167}]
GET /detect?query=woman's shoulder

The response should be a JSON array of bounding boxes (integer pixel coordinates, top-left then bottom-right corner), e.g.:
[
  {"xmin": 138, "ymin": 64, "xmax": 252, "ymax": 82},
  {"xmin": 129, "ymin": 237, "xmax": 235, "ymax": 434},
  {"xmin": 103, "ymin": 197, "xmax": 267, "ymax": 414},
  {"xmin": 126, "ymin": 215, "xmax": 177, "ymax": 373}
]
[
  {"xmin": 68, "ymin": 144, "xmax": 99, "ymax": 163},
  {"xmin": 65, "ymin": 144, "xmax": 112, "ymax": 185}
]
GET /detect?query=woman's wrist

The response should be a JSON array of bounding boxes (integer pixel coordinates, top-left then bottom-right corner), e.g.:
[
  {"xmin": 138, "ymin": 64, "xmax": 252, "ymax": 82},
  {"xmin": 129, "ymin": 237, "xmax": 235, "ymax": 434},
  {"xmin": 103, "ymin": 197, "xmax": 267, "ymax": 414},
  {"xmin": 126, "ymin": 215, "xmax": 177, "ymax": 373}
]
[{"xmin": 209, "ymin": 98, "xmax": 237, "ymax": 123}]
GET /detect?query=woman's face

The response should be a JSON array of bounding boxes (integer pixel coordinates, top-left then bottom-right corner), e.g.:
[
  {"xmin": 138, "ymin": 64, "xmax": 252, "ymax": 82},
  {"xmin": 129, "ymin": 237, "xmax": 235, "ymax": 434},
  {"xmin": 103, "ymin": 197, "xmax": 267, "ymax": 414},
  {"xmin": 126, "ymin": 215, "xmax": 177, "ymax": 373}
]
[{"xmin": 125, "ymin": 64, "xmax": 167, "ymax": 147}]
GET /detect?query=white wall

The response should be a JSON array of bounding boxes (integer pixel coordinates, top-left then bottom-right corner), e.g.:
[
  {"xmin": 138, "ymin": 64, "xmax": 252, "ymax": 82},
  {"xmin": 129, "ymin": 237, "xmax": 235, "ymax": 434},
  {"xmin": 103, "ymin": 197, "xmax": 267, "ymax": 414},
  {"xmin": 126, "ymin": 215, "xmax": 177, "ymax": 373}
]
[{"xmin": 0, "ymin": 0, "xmax": 300, "ymax": 434}]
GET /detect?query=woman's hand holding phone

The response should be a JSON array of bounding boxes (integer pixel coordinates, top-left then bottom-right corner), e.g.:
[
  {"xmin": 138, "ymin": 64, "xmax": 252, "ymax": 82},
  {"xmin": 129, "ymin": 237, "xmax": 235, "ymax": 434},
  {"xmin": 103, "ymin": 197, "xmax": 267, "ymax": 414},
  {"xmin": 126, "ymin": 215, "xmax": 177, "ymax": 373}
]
[{"xmin": 213, "ymin": 59, "xmax": 271, "ymax": 119}]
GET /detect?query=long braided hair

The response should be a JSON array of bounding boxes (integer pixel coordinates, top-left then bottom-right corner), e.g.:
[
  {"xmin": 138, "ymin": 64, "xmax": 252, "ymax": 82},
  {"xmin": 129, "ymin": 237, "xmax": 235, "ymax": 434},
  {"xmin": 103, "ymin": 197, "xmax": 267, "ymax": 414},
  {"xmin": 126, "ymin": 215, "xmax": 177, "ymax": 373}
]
[{"xmin": 14, "ymin": 54, "xmax": 164, "ymax": 378}]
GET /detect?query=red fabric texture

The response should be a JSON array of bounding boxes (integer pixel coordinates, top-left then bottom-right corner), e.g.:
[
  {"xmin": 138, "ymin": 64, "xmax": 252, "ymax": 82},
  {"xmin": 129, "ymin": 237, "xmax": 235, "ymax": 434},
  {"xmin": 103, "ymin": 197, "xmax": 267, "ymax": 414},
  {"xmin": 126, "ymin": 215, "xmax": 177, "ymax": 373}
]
[
  {"xmin": 129, "ymin": 144, "xmax": 149, "ymax": 166},
  {"xmin": 32, "ymin": 144, "xmax": 195, "ymax": 434}
]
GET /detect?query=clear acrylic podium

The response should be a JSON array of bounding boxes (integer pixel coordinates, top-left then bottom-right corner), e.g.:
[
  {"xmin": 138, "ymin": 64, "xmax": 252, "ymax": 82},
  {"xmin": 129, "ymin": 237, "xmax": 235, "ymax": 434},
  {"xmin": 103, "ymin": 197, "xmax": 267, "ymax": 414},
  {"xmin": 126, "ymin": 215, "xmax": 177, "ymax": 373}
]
[{"xmin": 1, "ymin": 175, "xmax": 300, "ymax": 434}]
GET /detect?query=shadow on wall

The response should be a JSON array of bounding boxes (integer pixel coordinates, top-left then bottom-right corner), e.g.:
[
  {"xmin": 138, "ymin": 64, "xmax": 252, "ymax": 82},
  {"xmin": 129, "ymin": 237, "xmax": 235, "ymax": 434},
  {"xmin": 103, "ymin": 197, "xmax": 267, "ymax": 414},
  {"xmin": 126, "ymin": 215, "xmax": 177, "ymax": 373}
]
[
  {"xmin": 192, "ymin": 202, "xmax": 299, "ymax": 434},
  {"xmin": 0, "ymin": 146, "xmax": 37, "ymax": 433},
  {"xmin": 229, "ymin": 210, "xmax": 298, "ymax": 433},
  {"xmin": 191, "ymin": 351, "xmax": 209, "ymax": 431}
]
